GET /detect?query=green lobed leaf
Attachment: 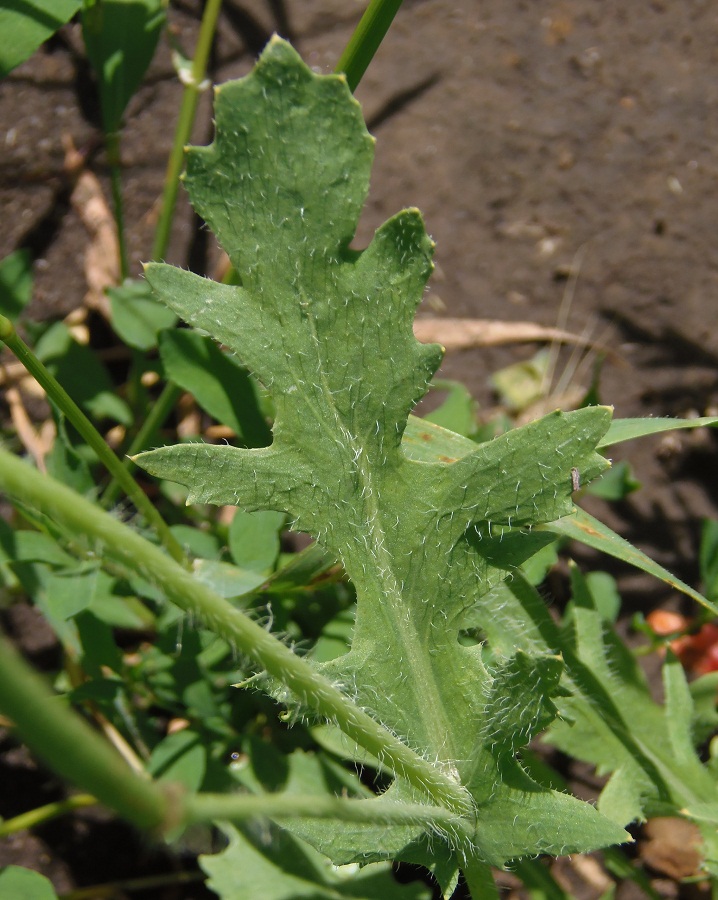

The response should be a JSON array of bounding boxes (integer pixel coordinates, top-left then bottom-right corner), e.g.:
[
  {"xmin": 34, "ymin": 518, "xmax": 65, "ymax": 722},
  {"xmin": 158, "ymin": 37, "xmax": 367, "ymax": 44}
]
[
  {"xmin": 0, "ymin": 1, "xmax": 80, "ymax": 80},
  {"xmin": 403, "ymin": 414, "xmax": 718, "ymax": 611},
  {"xmin": 135, "ymin": 38, "xmax": 624, "ymax": 868}
]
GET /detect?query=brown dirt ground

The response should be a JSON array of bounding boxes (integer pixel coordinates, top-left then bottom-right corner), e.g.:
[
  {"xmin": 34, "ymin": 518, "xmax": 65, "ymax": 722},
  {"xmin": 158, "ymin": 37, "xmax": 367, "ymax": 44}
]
[{"xmin": 2, "ymin": 1, "xmax": 718, "ymax": 897}]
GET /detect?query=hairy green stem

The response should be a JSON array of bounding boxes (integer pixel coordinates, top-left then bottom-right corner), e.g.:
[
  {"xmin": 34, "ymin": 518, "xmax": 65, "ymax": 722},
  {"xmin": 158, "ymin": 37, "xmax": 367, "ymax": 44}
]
[
  {"xmin": 184, "ymin": 793, "xmax": 462, "ymax": 830},
  {"xmin": 334, "ymin": 0, "xmax": 404, "ymax": 91},
  {"xmin": 0, "ymin": 633, "xmax": 169, "ymax": 831},
  {"xmin": 101, "ymin": 381, "xmax": 183, "ymax": 507},
  {"xmin": 0, "ymin": 449, "xmax": 474, "ymax": 820},
  {"xmin": 152, "ymin": 0, "xmax": 223, "ymax": 261},
  {"xmin": 0, "ymin": 315, "xmax": 186, "ymax": 566},
  {"xmin": 0, "ymin": 628, "xmax": 464, "ymax": 838},
  {"xmin": 0, "ymin": 794, "xmax": 97, "ymax": 837}
]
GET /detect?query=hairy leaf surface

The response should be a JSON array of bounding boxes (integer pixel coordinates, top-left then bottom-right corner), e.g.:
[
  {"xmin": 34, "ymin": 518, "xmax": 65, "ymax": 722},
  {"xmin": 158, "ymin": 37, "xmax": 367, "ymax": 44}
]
[{"xmin": 136, "ymin": 38, "xmax": 624, "ymax": 871}]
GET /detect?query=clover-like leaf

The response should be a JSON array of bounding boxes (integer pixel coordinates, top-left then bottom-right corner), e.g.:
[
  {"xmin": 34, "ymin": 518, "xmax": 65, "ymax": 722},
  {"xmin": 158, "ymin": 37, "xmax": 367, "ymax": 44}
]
[{"xmin": 136, "ymin": 37, "xmax": 624, "ymax": 872}]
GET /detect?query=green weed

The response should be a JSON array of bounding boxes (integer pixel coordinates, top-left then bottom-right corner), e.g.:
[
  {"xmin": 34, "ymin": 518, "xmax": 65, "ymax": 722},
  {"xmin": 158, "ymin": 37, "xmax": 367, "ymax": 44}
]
[{"xmin": 0, "ymin": 4, "xmax": 717, "ymax": 899}]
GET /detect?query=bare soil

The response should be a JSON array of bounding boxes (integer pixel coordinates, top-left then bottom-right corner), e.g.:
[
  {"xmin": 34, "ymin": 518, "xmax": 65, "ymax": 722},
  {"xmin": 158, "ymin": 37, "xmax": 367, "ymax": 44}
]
[{"xmin": 1, "ymin": 1, "xmax": 718, "ymax": 897}]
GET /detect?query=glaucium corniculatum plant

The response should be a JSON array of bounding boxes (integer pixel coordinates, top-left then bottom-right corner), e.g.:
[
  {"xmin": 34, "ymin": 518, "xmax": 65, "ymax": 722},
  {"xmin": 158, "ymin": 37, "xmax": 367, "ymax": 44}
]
[{"xmin": 136, "ymin": 37, "xmax": 627, "ymax": 893}]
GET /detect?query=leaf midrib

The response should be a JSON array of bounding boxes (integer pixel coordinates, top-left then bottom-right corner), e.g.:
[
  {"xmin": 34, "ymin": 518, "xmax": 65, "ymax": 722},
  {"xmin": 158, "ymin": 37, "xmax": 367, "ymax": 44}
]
[{"xmin": 298, "ymin": 267, "xmax": 459, "ymax": 772}]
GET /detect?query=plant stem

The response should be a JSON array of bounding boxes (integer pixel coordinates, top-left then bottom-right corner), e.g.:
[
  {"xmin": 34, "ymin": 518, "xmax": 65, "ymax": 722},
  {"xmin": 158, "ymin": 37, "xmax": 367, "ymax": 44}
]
[
  {"xmin": 0, "ymin": 633, "xmax": 169, "ymax": 832},
  {"xmin": 334, "ymin": 0, "xmax": 404, "ymax": 91},
  {"xmin": 105, "ymin": 131, "xmax": 129, "ymax": 280},
  {"xmin": 101, "ymin": 381, "xmax": 183, "ymax": 508},
  {"xmin": 0, "ymin": 616, "xmax": 466, "ymax": 840},
  {"xmin": 0, "ymin": 315, "xmax": 186, "ymax": 566},
  {"xmin": 152, "ymin": 0, "xmax": 223, "ymax": 261},
  {"xmin": 0, "ymin": 794, "xmax": 97, "ymax": 837},
  {"xmin": 0, "ymin": 449, "xmax": 474, "ymax": 820},
  {"xmin": 184, "ymin": 793, "xmax": 462, "ymax": 830}
]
